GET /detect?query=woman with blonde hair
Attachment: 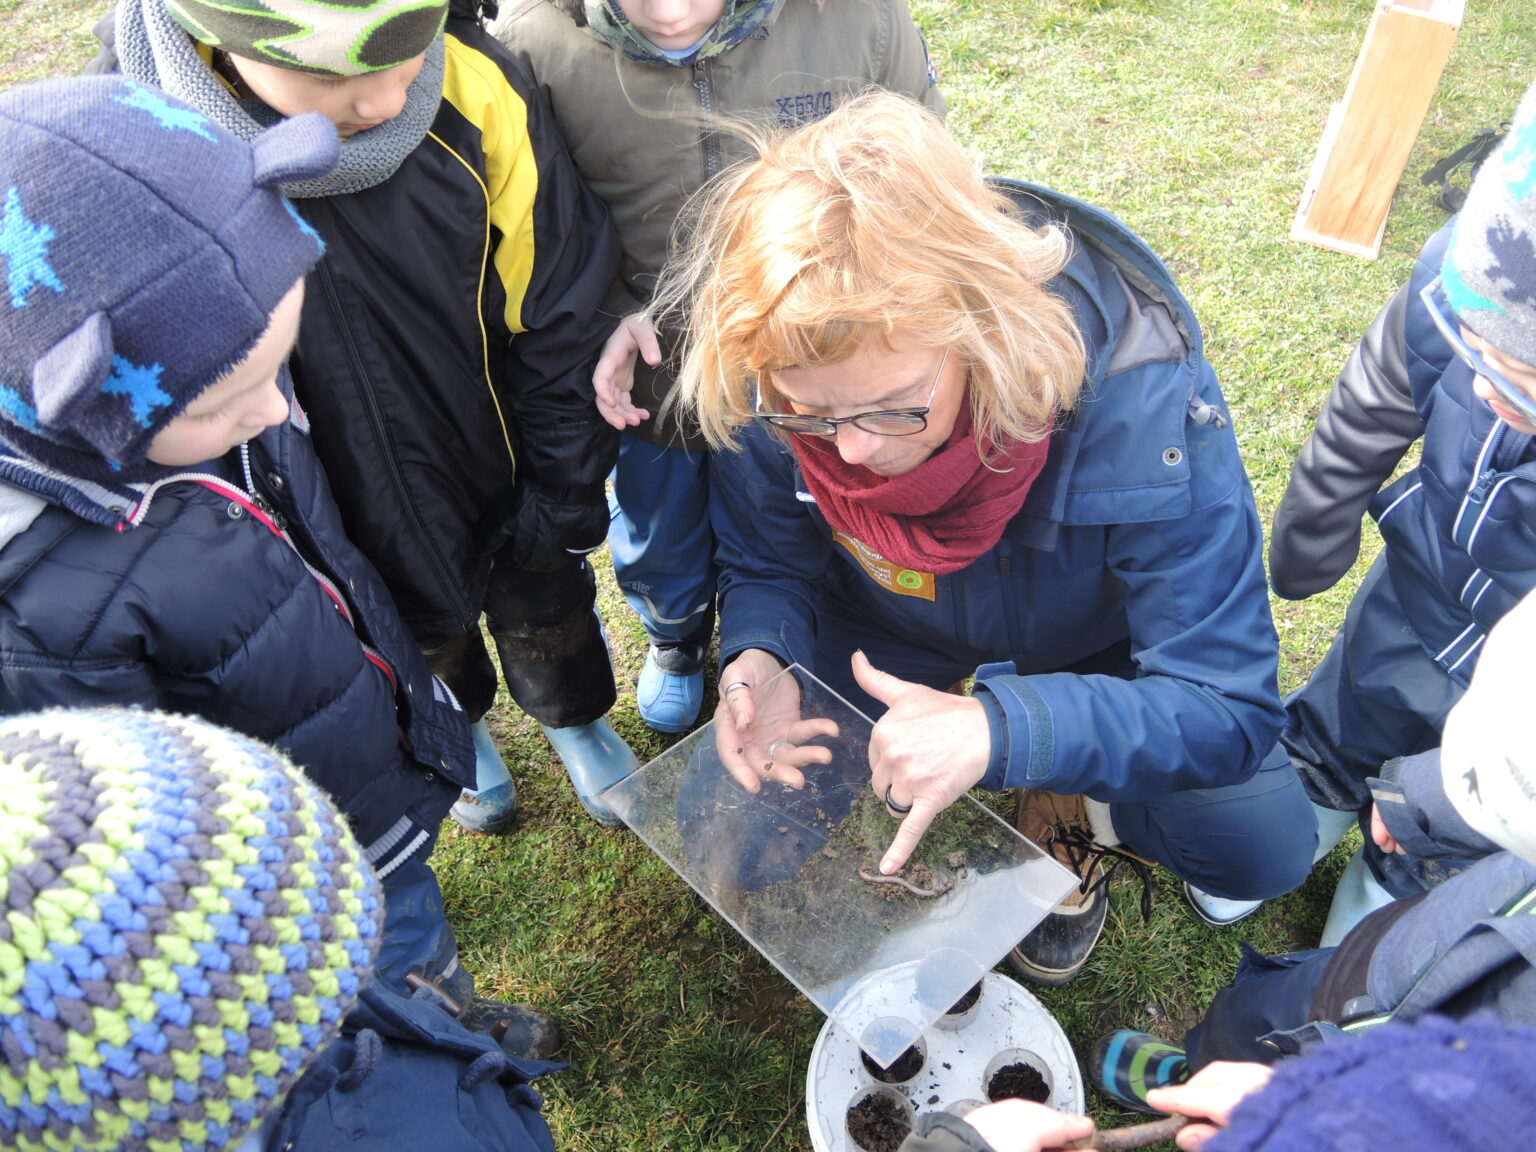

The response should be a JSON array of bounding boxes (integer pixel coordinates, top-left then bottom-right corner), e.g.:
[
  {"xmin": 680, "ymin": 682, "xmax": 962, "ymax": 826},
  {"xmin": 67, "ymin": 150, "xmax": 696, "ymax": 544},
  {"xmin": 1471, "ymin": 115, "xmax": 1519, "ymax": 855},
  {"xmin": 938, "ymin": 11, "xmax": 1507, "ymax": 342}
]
[{"xmin": 658, "ymin": 92, "xmax": 1315, "ymax": 984}]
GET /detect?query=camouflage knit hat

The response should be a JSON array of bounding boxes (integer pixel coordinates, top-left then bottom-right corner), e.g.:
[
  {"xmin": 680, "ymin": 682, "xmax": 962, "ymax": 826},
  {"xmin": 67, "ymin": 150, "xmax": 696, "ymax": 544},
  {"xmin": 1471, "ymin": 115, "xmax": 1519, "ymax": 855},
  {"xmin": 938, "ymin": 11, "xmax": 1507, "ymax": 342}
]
[
  {"xmin": 1442, "ymin": 79, "xmax": 1536, "ymax": 366},
  {"xmin": 0, "ymin": 708, "xmax": 382, "ymax": 1152},
  {"xmin": 166, "ymin": 0, "xmax": 449, "ymax": 75}
]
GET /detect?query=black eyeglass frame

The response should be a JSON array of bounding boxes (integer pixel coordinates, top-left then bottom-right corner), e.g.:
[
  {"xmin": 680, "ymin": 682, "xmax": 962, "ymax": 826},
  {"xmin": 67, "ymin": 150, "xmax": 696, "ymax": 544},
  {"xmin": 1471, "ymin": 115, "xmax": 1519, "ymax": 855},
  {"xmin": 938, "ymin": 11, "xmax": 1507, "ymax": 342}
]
[{"xmin": 750, "ymin": 350, "xmax": 950, "ymax": 437}]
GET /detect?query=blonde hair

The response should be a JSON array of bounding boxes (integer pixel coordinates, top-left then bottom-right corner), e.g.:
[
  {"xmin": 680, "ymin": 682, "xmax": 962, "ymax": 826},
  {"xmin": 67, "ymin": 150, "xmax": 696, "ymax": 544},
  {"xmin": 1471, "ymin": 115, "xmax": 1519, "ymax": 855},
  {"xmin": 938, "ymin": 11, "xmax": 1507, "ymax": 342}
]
[{"xmin": 657, "ymin": 91, "xmax": 1087, "ymax": 453}]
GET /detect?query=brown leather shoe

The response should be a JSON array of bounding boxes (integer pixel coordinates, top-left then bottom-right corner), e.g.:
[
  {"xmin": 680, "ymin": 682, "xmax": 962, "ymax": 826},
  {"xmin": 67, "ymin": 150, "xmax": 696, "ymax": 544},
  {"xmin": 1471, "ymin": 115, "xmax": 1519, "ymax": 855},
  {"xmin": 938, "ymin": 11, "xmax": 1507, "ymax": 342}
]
[{"xmin": 1007, "ymin": 789, "xmax": 1109, "ymax": 986}]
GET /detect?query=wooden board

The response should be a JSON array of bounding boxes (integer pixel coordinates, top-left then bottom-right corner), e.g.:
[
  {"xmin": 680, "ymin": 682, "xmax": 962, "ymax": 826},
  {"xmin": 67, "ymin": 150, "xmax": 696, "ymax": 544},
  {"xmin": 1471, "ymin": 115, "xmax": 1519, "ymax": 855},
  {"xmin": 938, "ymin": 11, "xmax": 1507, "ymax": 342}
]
[{"xmin": 1291, "ymin": 0, "xmax": 1465, "ymax": 259}]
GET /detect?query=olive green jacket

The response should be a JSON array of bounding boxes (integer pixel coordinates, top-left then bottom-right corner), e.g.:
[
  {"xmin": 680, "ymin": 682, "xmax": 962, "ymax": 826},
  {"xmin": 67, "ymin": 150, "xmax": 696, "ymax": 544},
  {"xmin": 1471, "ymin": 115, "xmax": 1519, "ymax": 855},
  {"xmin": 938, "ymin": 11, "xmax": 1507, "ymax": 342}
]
[{"xmin": 493, "ymin": 0, "xmax": 945, "ymax": 446}]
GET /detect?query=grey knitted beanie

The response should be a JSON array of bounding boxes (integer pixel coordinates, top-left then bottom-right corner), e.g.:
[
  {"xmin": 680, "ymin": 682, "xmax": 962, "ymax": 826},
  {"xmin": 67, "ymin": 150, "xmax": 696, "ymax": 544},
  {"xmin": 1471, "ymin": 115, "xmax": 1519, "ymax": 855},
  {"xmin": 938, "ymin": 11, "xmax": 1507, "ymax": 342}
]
[
  {"xmin": 0, "ymin": 76, "xmax": 335, "ymax": 483},
  {"xmin": 0, "ymin": 707, "xmax": 382, "ymax": 1152},
  {"xmin": 1443, "ymin": 80, "xmax": 1536, "ymax": 366}
]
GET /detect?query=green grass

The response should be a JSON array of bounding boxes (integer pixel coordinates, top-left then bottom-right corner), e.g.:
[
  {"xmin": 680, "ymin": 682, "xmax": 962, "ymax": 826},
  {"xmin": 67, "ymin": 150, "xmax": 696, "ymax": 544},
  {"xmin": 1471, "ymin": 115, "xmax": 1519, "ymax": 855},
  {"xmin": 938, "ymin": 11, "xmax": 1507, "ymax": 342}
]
[{"xmin": 6, "ymin": 1, "xmax": 1535, "ymax": 1148}]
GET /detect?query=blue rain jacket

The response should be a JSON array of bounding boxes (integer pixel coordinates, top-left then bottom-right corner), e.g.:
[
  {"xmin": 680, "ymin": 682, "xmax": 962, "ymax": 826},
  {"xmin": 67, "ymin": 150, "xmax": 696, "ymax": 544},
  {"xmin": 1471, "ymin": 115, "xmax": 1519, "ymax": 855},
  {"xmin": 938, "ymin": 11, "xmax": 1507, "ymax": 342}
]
[{"xmin": 711, "ymin": 180, "xmax": 1285, "ymax": 803}]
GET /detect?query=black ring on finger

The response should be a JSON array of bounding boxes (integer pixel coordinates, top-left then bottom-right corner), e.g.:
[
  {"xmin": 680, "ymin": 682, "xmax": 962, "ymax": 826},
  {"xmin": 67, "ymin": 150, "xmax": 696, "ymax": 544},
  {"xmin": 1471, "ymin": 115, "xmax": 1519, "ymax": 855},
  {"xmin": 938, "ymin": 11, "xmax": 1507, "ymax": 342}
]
[{"xmin": 884, "ymin": 785, "xmax": 913, "ymax": 815}]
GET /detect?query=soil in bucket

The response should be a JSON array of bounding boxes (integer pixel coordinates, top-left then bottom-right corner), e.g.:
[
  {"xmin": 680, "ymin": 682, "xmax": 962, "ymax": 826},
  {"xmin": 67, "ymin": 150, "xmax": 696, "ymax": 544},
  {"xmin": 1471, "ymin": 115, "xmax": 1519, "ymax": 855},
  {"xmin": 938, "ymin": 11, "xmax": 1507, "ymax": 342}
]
[
  {"xmin": 945, "ymin": 982, "xmax": 982, "ymax": 1015},
  {"xmin": 847, "ymin": 1092, "xmax": 912, "ymax": 1152},
  {"xmin": 861, "ymin": 1045, "xmax": 924, "ymax": 1084},
  {"xmin": 987, "ymin": 1061, "xmax": 1049, "ymax": 1104}
]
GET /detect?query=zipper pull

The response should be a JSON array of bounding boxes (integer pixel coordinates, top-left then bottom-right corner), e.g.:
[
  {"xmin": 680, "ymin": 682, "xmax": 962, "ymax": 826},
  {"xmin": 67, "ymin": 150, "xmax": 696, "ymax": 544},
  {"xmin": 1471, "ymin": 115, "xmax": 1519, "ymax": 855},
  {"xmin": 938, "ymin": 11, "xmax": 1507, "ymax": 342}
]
[{"xmin": 1466, "ymin": 468, "xmax": 1498, "ymax": 506}]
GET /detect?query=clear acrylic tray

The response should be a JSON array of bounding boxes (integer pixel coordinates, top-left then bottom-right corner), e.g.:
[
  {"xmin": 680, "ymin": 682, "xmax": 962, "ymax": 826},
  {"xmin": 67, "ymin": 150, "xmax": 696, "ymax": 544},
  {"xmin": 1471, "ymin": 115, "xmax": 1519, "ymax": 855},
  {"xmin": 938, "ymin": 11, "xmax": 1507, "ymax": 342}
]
[{"xmin": 603, "ymin": 665, "xmax": 1076, "ymax": 1068}]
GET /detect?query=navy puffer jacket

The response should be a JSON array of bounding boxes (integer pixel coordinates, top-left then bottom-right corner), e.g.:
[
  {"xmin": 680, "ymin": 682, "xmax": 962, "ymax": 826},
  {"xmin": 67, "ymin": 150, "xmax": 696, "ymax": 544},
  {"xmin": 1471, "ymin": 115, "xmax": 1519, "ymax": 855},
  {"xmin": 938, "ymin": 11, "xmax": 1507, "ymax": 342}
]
[{"xmin": 0, "ymin": 392, "xmax": 470, "ymax": 875}]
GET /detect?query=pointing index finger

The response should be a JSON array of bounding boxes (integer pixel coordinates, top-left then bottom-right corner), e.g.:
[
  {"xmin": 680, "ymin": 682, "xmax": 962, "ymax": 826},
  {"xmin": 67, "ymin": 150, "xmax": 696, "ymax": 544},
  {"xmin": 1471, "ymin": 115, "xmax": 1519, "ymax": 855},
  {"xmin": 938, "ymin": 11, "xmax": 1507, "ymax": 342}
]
[{"xmin": 879, "ymin": 802, "xmax": 938, "ymax": 874}]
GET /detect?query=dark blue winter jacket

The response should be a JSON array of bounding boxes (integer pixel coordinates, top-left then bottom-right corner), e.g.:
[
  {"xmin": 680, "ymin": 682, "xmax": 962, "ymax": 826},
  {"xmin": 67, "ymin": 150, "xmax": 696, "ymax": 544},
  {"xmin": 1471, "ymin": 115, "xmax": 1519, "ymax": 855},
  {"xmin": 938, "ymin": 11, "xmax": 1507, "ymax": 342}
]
[
  {"xmin": 0, "ymin": 378, "xmax": 471, "ymax": 875},
  {"xmin": 262, "ymin": 981, "xmax": 560, "ymax": 1152},
  {"xmin": 1339, "ymin": 752, "xmax": 1536, "ymax": 1028},
  {"xmin": 711, "ymin": 180, "xmax": 1285, "ymax": 803},
  {"xmin": 1270, "ymin": 224, "xmax": 1536, "ymax": 685}
]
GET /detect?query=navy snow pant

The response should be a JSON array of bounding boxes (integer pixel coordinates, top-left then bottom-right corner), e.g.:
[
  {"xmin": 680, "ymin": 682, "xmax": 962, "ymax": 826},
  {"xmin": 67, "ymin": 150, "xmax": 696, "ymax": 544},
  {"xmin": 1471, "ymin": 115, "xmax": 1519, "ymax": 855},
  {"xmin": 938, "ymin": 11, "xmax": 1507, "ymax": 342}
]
[
  {"xmin": 609, "ymin": 435, "xmax": 716, "ymax": 650},
  {"xmin": 1281, "ymin": 556, "xmax": 1467, "ymax": 895},
  {"xmin": 424, "ymin": 548, "xmax": 615, "ymax": 730},
  {"xmin": 1183, "ymin": 944, "xmax": 1335, "ymax": 1068}
]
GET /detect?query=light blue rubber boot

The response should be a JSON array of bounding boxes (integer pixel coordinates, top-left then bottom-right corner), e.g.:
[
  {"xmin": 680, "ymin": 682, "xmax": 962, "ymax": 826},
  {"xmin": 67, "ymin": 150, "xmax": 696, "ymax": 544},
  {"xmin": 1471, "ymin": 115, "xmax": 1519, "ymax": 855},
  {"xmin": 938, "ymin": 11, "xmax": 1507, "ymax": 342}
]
[
  {"xmin": 449, "ymin": 719, "xmax": 518, "ymax": 835},
  {"xmin": 636, "ymin": 644, "xmax": 705, "ymax": 733},
  {"xmin": 1319, "ymin": 844, "xmax": 1396, "ymax": 946},
  {"xmin": 541, "ymin": 717, "xmax": 640, "ymax": 827}
]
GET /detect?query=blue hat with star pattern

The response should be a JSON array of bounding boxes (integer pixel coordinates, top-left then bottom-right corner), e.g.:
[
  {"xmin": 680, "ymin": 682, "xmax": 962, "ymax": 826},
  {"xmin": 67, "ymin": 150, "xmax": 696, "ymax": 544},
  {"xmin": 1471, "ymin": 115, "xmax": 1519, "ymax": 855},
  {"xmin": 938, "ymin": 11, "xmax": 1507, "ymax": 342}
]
[{"xmin": 0, "ymin": 76, "xmax": 336, "ymax": 483}]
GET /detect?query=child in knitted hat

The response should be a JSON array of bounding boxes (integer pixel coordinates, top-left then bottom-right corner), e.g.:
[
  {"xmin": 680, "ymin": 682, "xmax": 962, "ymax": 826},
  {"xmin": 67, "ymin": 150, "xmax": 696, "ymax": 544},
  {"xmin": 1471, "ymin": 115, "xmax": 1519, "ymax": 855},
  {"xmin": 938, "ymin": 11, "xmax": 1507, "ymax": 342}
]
[
  {"xmin": 91, "ymin": 0, "xmax": 637, "ymax": 831},
  {"xmin": 0, "ymin": 708, "xmax": 564, "ymax": 1152},
  {"xmin": 1183, "ymin": 76, "xmax": 1536, "ymax": 933},
  {"xmin": 0, "ymin": 75, "xmax": 556, "ymax": 1060},
  {"xmin": 0, "ymin": 706, "xmax": 382, "ymax": 1152}
]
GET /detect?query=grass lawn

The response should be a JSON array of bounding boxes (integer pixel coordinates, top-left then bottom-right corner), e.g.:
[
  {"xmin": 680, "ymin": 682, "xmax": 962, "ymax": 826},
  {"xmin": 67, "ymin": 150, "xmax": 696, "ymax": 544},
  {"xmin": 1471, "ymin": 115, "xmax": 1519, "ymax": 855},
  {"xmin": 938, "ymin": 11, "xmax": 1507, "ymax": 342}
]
[{"xmin": 4, "ymin": 1, "xmax": 1535, "ymax": 1148}]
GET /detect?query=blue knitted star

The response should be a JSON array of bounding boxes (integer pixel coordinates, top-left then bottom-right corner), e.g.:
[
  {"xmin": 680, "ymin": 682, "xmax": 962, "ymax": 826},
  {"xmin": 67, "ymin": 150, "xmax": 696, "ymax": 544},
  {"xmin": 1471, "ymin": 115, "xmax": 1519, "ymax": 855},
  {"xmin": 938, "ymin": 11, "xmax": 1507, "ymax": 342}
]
[
  {"xmin": 114, "ymin": 87, "xmax": 218, "ymax": 144},
  {"xmin": 283, "ymin": 201, "xmax": 324, "ymax": 252},
  {"xmin": 0, "ymin": 386, "xmax": 42, "ymax": 434},
  {"xmin": 0, "ymin": 186, "xmax": 66, "ymax": 310},
  {"xmin": 102, "ymin": 356, "xmax": 173, "ymax": 428}
]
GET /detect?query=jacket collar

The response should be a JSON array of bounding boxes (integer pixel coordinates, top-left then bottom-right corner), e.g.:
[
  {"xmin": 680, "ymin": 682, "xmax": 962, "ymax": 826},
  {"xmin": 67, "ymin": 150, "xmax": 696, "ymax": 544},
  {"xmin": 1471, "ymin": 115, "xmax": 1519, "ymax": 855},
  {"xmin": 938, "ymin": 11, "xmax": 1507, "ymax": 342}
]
[{"xmin": 580, "ymin": 0, "xmax": 787, "ymax": 65}]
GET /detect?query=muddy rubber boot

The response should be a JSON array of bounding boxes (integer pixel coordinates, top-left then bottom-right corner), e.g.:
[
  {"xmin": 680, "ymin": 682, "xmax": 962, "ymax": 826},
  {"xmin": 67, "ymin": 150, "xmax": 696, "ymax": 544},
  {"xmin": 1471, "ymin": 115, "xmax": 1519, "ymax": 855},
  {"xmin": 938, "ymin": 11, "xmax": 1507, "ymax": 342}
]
[
  {"xmin": 449, "ymin": 719, "xmax": 518, "ymax": 835},
  {"xmin": 1007, "ymin": 790, "xmax": 1110, "ymax": 986},
  {"xmin": 406, "ymin": 972, "xmax": 561, "ymax": 1061},
  {"xmin": 458, "ymin": 997, "xmax": 562, "ymax": 1061}
]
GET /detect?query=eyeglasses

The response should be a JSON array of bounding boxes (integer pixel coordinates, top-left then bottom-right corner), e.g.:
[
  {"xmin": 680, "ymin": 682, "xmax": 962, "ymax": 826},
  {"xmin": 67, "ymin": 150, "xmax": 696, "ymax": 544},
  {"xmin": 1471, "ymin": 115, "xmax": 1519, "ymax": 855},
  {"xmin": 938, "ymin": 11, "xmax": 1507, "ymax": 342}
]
[
  {"xmin": 752, "ymin": 350, "xmax": 949, "ymax": 437},
  {"xmin": 1420, "ymin": 276, "xmax": 1536, "ymax": 428}
]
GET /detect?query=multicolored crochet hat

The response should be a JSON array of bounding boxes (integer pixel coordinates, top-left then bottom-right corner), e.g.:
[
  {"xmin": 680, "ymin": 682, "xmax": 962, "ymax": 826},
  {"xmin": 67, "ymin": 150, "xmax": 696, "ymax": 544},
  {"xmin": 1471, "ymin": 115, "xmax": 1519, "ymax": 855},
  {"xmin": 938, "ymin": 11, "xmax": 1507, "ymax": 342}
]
[
  {"xmin": 0, "ymin": 708, "xmax": 382, "ymax": 1152},
  {"xmin": 166, "ymin": 0, "xmax": 449, "ymax": 75},
  {"xmin": 0, "ymin": 76, "xmax": 334, "ymax": 484},
  {"xmin": 1210, "ymin": 1016, "xmax": 1536, "ymax": 1152},
  {"xmin": 1442, "ymin": 79, "xmax": 1536, "ymax": 366}
]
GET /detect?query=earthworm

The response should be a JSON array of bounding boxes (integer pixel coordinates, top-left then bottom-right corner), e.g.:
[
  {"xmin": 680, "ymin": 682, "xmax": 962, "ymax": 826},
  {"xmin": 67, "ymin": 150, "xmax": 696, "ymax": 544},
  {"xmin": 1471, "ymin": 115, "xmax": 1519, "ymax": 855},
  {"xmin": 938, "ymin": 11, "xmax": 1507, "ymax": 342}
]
[
  {"xmin": 857, "ymin": 866, "xmax": 953, "ymax": 897},
  {"xmin": 1051, "ymin": 1114, "xmax": 1190, "ymax": 1151}
]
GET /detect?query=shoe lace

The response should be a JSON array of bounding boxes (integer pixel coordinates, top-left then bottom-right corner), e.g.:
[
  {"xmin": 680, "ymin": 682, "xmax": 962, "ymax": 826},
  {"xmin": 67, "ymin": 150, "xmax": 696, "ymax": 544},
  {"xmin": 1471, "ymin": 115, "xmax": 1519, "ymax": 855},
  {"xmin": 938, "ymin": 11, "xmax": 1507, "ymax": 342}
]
[{"xmin": 1046, "ymin": 822, "xmax": 1155, "ymax": 923}]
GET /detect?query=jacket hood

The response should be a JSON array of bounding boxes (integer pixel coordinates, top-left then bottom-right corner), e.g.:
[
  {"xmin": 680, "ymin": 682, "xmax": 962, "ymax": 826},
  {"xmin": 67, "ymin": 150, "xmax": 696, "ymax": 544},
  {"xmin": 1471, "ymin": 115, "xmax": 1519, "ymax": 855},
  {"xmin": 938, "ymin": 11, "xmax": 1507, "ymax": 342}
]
[{"xmin": 988, "ymin": 180, "xmax": 1220, "ymax": 546}]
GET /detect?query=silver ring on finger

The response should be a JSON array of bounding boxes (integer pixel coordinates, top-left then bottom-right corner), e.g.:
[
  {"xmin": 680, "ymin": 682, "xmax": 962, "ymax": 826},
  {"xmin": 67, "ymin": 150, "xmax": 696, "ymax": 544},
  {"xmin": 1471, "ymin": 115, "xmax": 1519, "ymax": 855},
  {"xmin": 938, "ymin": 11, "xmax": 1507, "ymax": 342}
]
[
  {"xmin": 884, "ymin": 785, "xmax": 913, "ymax": 815},
  {"xmin": 766, "ymin": 739, "xmax": 785, "ymax": 760},
  {"xmin": 724, "ymin": 680, "xmax": 751, "ymax": 695}
]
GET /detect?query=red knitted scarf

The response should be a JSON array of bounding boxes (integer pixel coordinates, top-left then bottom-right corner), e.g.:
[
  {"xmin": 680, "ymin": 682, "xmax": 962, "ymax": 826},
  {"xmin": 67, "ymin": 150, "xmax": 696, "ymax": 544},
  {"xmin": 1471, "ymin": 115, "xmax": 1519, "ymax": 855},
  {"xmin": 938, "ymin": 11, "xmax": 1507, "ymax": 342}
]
[{"xmin": 791, "ymin": 406, "xmax": 1051, "ymax": 575}]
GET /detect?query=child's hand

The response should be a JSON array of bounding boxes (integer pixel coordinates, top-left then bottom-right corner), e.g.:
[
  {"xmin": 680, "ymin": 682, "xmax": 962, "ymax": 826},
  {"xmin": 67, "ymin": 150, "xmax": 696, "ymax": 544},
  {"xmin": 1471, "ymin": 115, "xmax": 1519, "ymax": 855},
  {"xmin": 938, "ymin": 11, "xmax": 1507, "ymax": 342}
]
[
  {"xmin": 1369, "ymin": 802, "xmax": 1404, "ymax": 855},
  {"xmin": 1145, "ymin": 1062, "xmax": 1273, "ymax": 1151},
  {"xmin": 961, "ymin": 1099, "xmax": 1096, "ymax": 1152},
  {"xmin": 594, "ymin": 313, "xmax": 660, "ymax": 429}
]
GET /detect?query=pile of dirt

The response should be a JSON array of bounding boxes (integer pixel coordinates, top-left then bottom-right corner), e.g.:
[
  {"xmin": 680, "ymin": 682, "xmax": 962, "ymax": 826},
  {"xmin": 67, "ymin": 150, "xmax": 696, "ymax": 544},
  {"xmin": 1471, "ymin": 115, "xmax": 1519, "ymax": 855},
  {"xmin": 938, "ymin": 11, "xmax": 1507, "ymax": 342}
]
[{"xmin": 846, "ymin": 1092, "xmax": 912, "ymax": 1152}]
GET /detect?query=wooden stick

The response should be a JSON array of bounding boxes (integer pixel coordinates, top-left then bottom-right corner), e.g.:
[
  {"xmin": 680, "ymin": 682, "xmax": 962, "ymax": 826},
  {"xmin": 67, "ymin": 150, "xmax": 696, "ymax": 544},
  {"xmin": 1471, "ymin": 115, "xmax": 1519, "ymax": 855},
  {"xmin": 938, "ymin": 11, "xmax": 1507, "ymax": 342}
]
[{"xmin": 1050, "ymin": 1113, "xmax": 1190, "ymax": 1151}]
